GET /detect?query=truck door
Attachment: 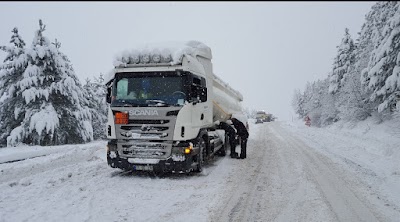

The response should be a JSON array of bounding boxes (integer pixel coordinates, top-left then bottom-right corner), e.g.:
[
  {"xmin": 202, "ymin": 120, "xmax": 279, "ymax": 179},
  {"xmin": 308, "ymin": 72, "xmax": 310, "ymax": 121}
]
[{"xmin": 190, "ymin": 75, "xmax": 208, "ymax": 132}]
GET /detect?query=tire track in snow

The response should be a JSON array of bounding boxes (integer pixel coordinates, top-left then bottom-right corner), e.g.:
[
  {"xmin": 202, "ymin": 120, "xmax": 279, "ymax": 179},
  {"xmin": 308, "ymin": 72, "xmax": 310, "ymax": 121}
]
[
  {"xmin": 272, "ymin": 123, "xmax": 380, "ymax": 222},
  {"xmin": 210, "ymin": 124, "xmax": 270, "ymax": 222},
  {"xmin": 252, "ymin": 123, "xmax": 336, "ymax": 222}
]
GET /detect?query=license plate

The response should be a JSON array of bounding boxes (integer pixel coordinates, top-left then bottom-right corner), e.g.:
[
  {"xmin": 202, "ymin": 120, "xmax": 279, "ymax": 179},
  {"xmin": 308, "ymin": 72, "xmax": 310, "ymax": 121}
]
[{"xmin": 133, "ymin": 165, "xmax": 153, "ymax": 171}]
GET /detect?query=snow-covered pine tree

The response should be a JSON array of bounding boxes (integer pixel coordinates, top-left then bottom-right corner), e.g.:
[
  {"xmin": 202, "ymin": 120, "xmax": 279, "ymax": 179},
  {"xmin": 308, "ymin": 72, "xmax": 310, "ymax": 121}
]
[
  {"xmin": 301, "ymin": 82, "xmax": 312, "ymax": 116},
  {"xmin": 330, "ymin": 29, "xmax": 372, "ymax": 122},
  {"xmin": 323, "ymin": 29, "xmax": 357, "ymax": 123},
  {"xmin": 291, "ymin": 88, "xmax": 306, "ymax": 119},
  {"xmin": 338, "ymin": 64, "xmax": 371, "ymax": 121},
  {"xmin": 7, "ymin": 19, "xmax": 93, "ymax": 146},
  {"xmin": 295, "ymin": 79, "xmax": 335, "ymax": 127},
  {"xmin": 0, "ymin": 27, "xmax": 27, "ymax": 147},
  {"xmin": 249, "ymin": 108, "xmax": 258, "ymax": 119},
  {"xmin": 308, "ymin": 80, "xmax": 325, "ymax": 127},
  {"xmin": 242, "ymin": 107, "xmax": 258, "ymax": 119},
  {"xmin": 83, "ymin": 73, "xmax": 107, "ymax": 140},
  {"xmin": 302, "ymin": 81, "xmax": 322, "ymax": 124},
  {"xmin": 328, "ymin": 28, "xmax": 356, "ymax": 94},
  {"xmin": 292, "ymin": 77, "xmax": 339, "ymax": 126},
  {"xmin": 362, "ymin": 2, "xmax": 400, "ymax": 113},
  {"xmin": 346, "ymin": 4, "xmax": 383, "ymax": 120},
  {"xmin": 318, "ymin": 78, "xmax": 339, "ymax": 125}
]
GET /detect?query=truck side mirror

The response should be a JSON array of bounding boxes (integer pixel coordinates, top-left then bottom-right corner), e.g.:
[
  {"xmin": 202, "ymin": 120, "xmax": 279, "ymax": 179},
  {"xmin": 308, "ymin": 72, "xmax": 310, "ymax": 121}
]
[
  {"xmin": 190, "ymin": 84, "xmax": 198, "ymax": 104},
  {"xmin": 191, "ymin": 84, "xmax": 207, "ymax": 104},
  {"xmin": 200, "ymin": 87, "xmax": 207, "ymax": 102},
  {"xmin": 106, "ymin": 87, "xmax": 111, "ymax": 103}
]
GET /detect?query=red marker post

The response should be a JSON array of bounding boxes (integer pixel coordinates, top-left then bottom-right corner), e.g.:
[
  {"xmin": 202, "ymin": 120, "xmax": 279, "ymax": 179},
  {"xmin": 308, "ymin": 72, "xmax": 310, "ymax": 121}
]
[{"xmin": 305, "ymin": 116, "xmax": 311, "ymax": 127}]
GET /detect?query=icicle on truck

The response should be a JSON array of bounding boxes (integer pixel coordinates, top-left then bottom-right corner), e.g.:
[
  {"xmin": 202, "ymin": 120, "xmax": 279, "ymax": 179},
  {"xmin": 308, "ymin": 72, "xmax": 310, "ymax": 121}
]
[{"xmin": 105, "ymin": 41, "xmax": 244, "ymax": 173}]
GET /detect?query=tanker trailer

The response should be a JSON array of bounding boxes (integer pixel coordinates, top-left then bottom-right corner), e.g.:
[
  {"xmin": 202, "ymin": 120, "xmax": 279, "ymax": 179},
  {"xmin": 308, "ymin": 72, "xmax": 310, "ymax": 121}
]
[{"xmin": 105, "ymin": 41, "xmax": 245, "ymax": 174}]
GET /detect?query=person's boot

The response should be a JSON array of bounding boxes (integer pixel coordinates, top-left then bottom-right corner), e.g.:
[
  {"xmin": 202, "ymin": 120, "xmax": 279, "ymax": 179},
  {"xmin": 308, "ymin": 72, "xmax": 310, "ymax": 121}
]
[{"xmin": 230, "ymin": 152, "xmax": 238, "ymax": 158}]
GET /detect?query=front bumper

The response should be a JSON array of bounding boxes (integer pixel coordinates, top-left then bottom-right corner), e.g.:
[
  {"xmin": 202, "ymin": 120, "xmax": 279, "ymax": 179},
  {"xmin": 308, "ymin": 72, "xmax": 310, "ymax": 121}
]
[{"xmin": 107, "ymin": 140, "xmax": 198, "ymax": 173}]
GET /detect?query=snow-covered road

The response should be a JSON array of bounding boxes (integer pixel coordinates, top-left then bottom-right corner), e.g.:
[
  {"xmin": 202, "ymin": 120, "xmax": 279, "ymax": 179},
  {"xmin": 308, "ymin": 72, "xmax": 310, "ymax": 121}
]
[{"xmin": 1, "ymin": 121, "xmax": 399, "ymax": 222}]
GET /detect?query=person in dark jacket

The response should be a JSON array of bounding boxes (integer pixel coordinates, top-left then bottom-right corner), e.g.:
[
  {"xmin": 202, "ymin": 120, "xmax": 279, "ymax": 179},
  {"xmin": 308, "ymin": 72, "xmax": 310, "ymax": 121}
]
[
  {"xmin": 216, "ymin": 121, "xmax": 238, "ymax": 158},
  {"xmin": 231, "ymin": 117, "xmax": 249, "ymax": 159}
]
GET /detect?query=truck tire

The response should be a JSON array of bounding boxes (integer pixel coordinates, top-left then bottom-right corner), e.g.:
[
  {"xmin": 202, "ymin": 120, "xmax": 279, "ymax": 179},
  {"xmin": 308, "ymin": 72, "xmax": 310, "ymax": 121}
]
[{"xmin": 195, "ymin": 137, "xmax": 206, "ymax": 172}]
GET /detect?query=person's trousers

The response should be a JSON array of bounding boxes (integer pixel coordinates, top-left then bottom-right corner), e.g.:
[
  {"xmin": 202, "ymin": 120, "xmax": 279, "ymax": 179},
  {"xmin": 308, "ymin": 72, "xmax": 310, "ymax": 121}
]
[
  {"xmin": 230, "ymin": 139, "xmax": 236, "ymax": 156},
  {"xmin": 240, "ymin": 138, "xmax": 247, "ymax": 158}
]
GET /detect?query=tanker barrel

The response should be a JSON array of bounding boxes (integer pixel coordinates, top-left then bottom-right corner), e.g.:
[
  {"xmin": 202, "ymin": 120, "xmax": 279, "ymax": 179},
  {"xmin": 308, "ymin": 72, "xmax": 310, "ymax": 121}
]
[{"xmin": 212, "ymin": 74, "xmax": 243, "ymax": 123}]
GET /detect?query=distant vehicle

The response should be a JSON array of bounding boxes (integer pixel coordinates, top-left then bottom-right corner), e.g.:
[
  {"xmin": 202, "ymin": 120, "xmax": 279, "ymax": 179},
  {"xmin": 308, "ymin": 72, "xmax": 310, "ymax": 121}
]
[
  {"xmin": 255, "ymin": 111, "xmax": 268, "ymax": 123},
  {"xmin": 255, "ymin": 111, "xmax": 275, "ymax": 123},
  {"xmin": 264, "ymin": 113, "xmax": 272, "ymax": 122}
]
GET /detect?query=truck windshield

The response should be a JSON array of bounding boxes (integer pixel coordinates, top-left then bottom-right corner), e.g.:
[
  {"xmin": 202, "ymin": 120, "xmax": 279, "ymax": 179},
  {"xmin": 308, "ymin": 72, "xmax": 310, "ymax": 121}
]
[{"xmin": 111, "ymin": 72, "xmax": 188, "ymax": 107}]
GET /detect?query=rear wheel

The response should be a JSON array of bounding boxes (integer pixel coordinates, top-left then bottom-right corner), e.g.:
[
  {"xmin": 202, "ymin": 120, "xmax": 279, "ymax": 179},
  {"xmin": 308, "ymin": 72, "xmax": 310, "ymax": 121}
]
[{"xmin": 195, "ymin": 137, "xmax": 206, "ymax": 172}]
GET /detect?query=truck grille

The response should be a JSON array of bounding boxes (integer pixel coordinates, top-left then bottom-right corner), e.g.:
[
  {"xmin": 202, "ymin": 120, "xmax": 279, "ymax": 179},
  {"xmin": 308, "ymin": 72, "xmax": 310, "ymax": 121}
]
[
  {"xmin": 122, "ymin": 143, "xmax": 167, "ymax": 149},
  {"xmin": 128, "ymin": 119, "xmax": 169, "ymax": 124},
  {"xmin": 118, "ymin": 118, "xmax": 174, "ymax": 140},
  {"xmin": 120, "ymin": 126, "xmax": 168, "ymax": 131},
  {"xmin": 122, "ymin": 150, "xmax": 166, "ymax": 157},
  {"xmin": 118, "ymin": 141, "xmax": 172, "ymax": 159},
  {"xmin": 113, "ymin": 108, "xmax": 180, "ymax": 159}
]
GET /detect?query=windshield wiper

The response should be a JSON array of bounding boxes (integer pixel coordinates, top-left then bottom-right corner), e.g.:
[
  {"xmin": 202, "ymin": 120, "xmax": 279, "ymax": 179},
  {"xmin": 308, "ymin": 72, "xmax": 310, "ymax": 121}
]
[
  {"xmin": 111, "ymin": 101, "xmax": 138, "ymax": 107},
  {"xmin": 146, "ymin": 100, "xmax": 169, "ymax": 107},
  {"xmin": 112, "ymin": 104, "xmax": 134, "ymax": 107}
]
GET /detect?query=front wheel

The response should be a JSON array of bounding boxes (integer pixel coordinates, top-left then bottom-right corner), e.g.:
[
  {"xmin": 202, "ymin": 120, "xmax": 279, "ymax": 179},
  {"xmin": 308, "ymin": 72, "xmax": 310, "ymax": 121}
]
[{"xmin": 195, "ymin": 137, "xmax": 206, "ymax": 172}]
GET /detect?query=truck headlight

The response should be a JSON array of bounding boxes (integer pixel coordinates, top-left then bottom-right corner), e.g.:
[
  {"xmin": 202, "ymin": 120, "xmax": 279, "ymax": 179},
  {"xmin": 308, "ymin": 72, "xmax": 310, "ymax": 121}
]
[{"xmin": 184, "ymin": 143, "xmax": 193, "ymax": 154}]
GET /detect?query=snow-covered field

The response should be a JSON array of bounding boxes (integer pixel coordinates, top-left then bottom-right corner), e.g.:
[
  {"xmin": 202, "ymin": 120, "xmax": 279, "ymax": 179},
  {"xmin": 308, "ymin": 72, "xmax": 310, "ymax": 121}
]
[{"xmin": 1, "ymin": 119, "xmax": 399, "ymax": 222}]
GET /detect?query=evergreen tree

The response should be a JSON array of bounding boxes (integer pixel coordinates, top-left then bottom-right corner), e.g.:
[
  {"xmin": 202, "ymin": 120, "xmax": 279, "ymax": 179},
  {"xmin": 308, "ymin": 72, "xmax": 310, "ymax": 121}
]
[
  {"xmin": 348, "ymin": 6, "xmax": 380, "ymax": 120},
  {"xmin": 294, "ymin": 79, "xmax": 338, "ymax": 127},
  {"xmin": 329, "ymin": 28, "xmax": 356, "ymax": 94},
  {"xmin": 0, "ymin": 27, "xmax": 27, "ymax": 147},
  {"xmin": 7, "ymin": 19, "xmax": 93, "ymax": 146},
  {"xmin": 338, "ymin": 65, "xmax": 371, "ymax": 121},
  {"xmin": 292, "ymin": 2, "xmax": 400, "ymax": 125},
  {"xmin": 83, "ymin": 73, "xmax": 108, "ymax": 140},
  {"xmin": 243, "ymin": 107, "xmax": 258, "ymax": 119},
  {"xmin": 300, "ymin": 81, "xmax": 318, "ymax": 124},
  {"xmin": 331, "ymin": 30, "xmax": 371, "ymax": 121},
  {"xmin": 304, "ymin": 80, "xmax": 326, "ymax": 127},
  {"xmin": 318, "ymin": 78, "xmax": 339, "ymax": 125},
  {"xmin": 291, "ymin": 88, "xmax": 306, "ymax": 119},
  {"xmin": 362, "ymin": 2, "xmax": 400, "ymax": 113}
]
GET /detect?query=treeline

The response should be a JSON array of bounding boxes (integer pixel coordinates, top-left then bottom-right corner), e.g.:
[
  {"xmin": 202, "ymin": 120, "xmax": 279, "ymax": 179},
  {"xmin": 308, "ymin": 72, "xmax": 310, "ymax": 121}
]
[
  {"xmin": 0, "ymin": 20, "xmax": 107, "ymax": 147},
  {"xmin": 292, "ymin": 2, "xmax": 400, "ymax": 127}
]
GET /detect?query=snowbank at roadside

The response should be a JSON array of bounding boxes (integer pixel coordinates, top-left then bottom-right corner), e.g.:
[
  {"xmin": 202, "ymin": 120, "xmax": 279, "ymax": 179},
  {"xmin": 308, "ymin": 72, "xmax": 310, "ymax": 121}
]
[{"xmin": 281, "ymin": 117, "xmax": 400, "ymax": 210}]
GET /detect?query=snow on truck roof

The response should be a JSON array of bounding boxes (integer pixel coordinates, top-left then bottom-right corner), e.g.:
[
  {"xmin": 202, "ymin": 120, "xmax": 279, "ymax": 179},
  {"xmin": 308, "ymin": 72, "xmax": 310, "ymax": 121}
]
[
  {"xmin": 105, "ymin": 41, "xmax": 211, "ymax": 83},
  {"xmin": 113, "ymin": 40, "xmax": 212, "ymax": 67}
]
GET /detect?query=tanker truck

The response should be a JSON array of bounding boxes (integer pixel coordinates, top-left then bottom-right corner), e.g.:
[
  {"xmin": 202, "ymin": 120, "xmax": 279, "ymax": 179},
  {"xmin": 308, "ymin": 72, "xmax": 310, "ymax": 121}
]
[{"xmin": 105, "ymin": 41, "xmax": 245, "ymax": 174}]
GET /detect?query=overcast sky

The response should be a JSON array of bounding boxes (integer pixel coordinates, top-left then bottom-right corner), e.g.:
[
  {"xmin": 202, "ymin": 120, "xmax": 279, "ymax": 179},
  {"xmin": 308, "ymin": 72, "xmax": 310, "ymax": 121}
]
[{"xmin": 0, "ymin": 2, "xmax": 375, "ymax": 121}]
